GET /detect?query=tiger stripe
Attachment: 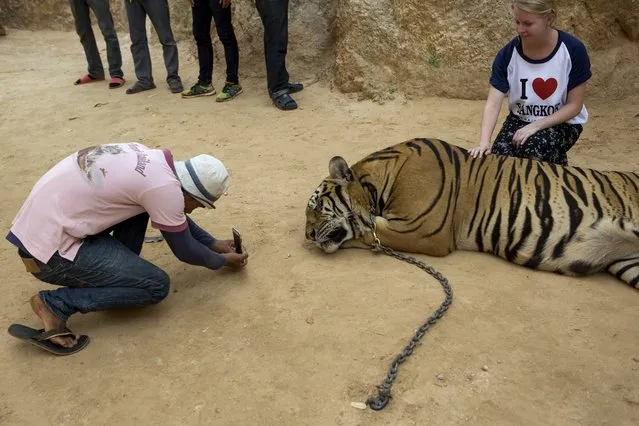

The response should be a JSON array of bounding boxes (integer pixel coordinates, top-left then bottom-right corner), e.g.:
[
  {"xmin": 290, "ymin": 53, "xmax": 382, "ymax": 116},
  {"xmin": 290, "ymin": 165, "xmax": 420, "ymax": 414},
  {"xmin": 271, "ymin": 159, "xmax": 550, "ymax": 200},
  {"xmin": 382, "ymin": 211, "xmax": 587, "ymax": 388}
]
[{"xmin": 305, "ymin": 138, "xmax": 639, "ymax": 288}]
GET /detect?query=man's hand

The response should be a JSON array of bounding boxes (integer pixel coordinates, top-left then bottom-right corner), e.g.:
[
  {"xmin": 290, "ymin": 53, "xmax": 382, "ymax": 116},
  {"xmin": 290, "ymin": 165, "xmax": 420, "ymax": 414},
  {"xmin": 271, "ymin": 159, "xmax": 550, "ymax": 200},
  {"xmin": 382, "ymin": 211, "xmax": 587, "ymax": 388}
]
[
  {"xmin": 219, "ymin": 0, "xmax": 231, "ymax": 7},
  {"xmin": 210, "ymin": 239, "xmax": 236, "ymax": 254},
  {"xmin": 222, "ymin": 251, "xmax": 249, "ymax": 269},
  {"xmin": 212, "ymin": 239, "xmax": 248, "ymax": 269}
]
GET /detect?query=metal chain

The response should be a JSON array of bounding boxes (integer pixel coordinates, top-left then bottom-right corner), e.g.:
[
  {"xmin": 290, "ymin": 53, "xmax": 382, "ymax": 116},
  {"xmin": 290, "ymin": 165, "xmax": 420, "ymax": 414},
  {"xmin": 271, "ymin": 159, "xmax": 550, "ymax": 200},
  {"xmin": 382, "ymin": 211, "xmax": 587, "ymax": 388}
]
[{"xmin": 365, "ymin": 241, "xmax": 454, "ymax": 411}]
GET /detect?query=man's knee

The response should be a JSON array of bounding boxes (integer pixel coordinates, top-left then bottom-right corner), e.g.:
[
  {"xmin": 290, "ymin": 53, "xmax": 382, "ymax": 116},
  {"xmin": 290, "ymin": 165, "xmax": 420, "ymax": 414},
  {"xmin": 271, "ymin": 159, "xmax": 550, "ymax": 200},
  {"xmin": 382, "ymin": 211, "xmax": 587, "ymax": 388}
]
[
  {"xmin": 75, "ymin": 21, "xmax": 94, "ymax": 40},
  {"xmin": 97, "ymin": 21, "xmax": 118, "ymax": 41},
  {"xmin": 148, "ymin": 269, "xmax": 170, "ymax": 304},
  {"xmin": 158, "ymin": 32, "xmax": 177, "ymax": 48}
]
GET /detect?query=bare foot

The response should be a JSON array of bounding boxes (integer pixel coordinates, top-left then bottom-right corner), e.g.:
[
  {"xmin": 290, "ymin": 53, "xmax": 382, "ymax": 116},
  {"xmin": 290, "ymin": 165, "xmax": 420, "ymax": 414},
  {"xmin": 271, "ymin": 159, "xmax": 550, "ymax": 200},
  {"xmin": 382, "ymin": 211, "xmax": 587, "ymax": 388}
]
[{"xmin": 30, "ymin": 295, "xmax": 78, "ymax": 348}]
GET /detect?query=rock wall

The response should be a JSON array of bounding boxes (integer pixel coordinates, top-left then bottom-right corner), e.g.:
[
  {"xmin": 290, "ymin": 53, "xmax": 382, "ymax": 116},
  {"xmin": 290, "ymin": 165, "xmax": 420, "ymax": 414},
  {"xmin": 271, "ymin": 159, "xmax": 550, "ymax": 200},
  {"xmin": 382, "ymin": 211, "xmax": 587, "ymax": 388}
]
[
  {"xmin": 332, "ymin": 0, "xmax": 639, "ymax": 100},
  {"xmin": 1, "ymin": 0, "xmax": 637, "ymax": 100}
]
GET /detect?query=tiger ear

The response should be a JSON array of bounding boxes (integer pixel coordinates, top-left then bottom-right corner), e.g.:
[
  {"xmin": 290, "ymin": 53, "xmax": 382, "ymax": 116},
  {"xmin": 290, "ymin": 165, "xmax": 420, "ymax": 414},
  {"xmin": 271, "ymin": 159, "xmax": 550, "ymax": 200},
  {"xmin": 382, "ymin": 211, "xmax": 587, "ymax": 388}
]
[{"xmin": 329, "ymin": 156, "xmax": 355, "ymax": 182}]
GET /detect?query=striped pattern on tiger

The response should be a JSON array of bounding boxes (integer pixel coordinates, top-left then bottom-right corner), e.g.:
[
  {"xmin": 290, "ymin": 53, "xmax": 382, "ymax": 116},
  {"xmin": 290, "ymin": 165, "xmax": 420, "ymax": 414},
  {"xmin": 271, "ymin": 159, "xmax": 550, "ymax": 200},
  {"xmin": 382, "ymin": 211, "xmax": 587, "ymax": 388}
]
[{"xmin": 304, "ymin": 138, "xmax": 639, "ymax": 288}]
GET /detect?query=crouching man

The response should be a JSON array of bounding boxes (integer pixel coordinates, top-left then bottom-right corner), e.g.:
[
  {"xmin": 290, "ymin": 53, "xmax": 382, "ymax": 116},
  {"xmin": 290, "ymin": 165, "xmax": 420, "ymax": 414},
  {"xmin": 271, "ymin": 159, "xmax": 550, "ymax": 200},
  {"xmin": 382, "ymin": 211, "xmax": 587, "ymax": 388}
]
[{"xmin": 5, "ymin": 142, "xmax": 248, "ymax": 355}]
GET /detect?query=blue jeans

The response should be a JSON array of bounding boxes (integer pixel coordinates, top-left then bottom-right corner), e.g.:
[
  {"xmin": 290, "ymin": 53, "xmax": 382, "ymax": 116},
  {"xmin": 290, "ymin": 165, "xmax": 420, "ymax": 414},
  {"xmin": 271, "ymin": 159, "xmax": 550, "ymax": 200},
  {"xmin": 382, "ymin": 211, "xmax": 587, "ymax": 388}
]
[
  {"xmin": 22, "ymin": 213, "xmax": 170, "ymax": 322},
  {"xmin": 124, "ymin": 0, "xmax": 180, "ymax": 86},
  {"xmin": 69, "ymin": 0, "xmax": 124, "ymax": 79}
]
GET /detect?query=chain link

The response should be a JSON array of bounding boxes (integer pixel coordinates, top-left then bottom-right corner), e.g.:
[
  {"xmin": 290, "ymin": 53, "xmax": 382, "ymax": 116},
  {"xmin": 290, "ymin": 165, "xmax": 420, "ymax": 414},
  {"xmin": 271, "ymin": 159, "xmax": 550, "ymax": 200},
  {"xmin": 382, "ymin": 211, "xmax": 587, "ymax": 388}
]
[{"xmin": 365, "ymin": 241, "xmax": 454, "ymax": 411}]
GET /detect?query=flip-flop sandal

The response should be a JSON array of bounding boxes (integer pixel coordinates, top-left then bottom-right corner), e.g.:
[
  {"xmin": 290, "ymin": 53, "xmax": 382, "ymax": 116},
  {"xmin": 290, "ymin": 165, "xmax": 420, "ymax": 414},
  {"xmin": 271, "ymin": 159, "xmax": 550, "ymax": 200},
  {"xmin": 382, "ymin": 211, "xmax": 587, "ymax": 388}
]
[
  {"xmin": 126, "ymin": 82, "xmax": 157, "ymax": 95},
  {"xmin": 74, "ymin": 74, "xmax": 105, "ymax": 85},
  {"xmin": 272, "ymin": 90, "xmax": 298, "ymax": 111},
  {"xmin": 109, "ymin": 77, "xmax": 126, "ymax": 89},
  {"xmin": 7, "ymin": 324, "xmax": 90, "ymax": 356},
  {"xmin": 287, "ymin": 83, "xmax": 304, "ymax": 94}
]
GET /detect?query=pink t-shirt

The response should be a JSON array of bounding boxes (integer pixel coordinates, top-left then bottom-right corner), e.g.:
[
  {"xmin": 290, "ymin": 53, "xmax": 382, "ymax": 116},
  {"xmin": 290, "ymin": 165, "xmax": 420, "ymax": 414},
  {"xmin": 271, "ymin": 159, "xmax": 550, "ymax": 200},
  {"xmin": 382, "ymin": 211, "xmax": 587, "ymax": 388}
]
[{"xmin": 9, "ymin": 142, "xmax": 187, "ymax": 263}]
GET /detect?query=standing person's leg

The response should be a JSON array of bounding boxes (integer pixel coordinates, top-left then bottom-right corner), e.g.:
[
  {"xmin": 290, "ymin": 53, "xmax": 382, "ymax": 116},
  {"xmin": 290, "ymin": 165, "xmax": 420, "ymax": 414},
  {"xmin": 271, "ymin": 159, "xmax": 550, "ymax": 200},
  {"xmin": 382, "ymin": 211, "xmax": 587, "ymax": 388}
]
[
  {"xmin": 124, "ymin": 0, "xmax": 156, "ymax": 94},
  {"xmin": 212, "ymin": 0, "xmax": 243, "ymax": 102},
  {"xmin": 88, "ymin": 0, "xmax": 125, "ymax": 87},
  {"xmin": 69, "ymin": 0, "xmax": 105, "ymax": 85},
  {"xmin": 182, "ymin": 0, "xmax": 216, "ymax": 98},
  {"xmin": 144, "ymin": 0, "xmax": 183, "ymax": 93},
  {"xmin": 9, "ymin": 214, "xmax": 169, "ymax": 355},
  {"xmin": 255, "ymin": 0, "xmax": 298, "ymax": 110}
]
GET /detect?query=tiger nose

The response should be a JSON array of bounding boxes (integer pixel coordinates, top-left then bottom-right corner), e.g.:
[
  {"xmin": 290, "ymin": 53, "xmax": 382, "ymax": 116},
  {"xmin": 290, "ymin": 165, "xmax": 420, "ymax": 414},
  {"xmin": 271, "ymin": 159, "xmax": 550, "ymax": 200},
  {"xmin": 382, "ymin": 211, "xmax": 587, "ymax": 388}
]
[{"xmin": 306, "ymin": 229, "xmax": 316, "ymax": 240}]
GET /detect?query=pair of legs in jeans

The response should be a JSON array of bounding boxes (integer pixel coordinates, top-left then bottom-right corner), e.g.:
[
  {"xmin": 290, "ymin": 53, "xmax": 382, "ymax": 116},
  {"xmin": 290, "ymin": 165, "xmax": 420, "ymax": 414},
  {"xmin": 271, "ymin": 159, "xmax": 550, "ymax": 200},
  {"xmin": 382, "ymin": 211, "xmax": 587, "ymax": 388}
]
[
  {"xmin": 69, "ymin": 0, "xmax": 125, "ymax": 87},
  {"xmin": 21, "ymin": 213, "xmax": 169, "ymax": 349},
  {"xmin": 491, "ymin": 113, "xmax": 584, "ymax": 166},
  {"xmin": 255, "ymin": 0, "xmax": 303, "ymax": 110},
  {"xmin": 124, "ymin": 0, "xmax": 183, "ymax": 94},
  {"xmin": 183, "ymin": 0, "xmax": 242, "ymax": 101}
]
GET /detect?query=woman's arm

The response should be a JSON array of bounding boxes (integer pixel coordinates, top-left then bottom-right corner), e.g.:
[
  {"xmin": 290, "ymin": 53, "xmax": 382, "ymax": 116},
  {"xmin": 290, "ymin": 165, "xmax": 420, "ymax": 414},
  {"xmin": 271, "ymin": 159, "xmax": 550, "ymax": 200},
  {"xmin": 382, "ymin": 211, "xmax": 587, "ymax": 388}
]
[
  {"xmin": 469, "ymin": 86, "xmax": 506, "ymax": 158},
  {"xmin": 512, "ymin": 81, "xmax": 587, "ymax": 146}
]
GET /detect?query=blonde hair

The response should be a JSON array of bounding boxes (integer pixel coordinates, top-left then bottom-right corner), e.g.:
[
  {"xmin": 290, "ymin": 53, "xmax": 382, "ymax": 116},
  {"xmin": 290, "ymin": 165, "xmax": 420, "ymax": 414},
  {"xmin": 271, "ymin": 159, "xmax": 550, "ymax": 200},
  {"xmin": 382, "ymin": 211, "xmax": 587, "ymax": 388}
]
[{"xmin": 512, "ymin": 0, "xmax": 556, "ymax": 25}]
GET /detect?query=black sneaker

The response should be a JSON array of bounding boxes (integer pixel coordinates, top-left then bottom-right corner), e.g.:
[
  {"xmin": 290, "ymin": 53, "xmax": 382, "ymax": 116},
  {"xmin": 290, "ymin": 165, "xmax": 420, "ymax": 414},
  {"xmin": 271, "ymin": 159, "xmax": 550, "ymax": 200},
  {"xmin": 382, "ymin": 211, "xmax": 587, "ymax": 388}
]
[{"xmin": 168, "ymin": 79, "xmax": 184, "ymax": 94}]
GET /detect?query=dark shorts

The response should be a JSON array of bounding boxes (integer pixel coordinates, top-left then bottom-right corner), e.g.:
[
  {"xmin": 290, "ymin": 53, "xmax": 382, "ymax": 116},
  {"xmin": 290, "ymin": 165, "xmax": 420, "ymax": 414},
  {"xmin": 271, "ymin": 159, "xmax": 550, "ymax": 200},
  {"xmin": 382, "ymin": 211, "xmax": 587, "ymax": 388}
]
[{"xmin": 491, "ymin": 113, "xmax": 583, "ymax": 166}]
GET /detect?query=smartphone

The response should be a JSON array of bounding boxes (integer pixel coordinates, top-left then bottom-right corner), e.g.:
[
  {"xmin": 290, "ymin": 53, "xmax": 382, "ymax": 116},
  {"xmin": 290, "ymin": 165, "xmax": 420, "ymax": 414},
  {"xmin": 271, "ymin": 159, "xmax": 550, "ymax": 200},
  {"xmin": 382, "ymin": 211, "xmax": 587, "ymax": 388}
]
[{"xmin": 232, "ymin": 227, "xmax": 243, "ymax": 254}]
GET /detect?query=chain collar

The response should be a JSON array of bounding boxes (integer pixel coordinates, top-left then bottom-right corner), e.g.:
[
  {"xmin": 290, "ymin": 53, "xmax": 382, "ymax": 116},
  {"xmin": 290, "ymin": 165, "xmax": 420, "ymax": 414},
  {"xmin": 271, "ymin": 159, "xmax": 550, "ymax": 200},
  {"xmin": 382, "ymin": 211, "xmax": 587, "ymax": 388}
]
[
  {"xmin": 370, "ymin": 222, "xmax": 382, "ymax": 251},
  {"xmin": 368, "ymin": 206, "xmax": 381, "ymax": 251}
]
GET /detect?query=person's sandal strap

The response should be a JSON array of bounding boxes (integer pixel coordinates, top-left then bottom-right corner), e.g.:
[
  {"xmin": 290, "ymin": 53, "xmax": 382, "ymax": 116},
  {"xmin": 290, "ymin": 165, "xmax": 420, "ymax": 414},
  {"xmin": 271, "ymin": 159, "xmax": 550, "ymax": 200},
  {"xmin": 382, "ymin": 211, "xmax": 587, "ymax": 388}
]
[{"xmin": 35, "ymin": 327, "xmax": 76, "ymax": 341}]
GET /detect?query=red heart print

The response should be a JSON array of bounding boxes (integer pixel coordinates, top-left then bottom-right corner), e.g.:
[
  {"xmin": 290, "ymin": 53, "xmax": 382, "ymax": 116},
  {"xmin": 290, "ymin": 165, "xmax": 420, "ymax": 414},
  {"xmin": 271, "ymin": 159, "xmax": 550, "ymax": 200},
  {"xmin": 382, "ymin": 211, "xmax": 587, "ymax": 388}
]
[{"xmin": 532, "ymin": 77, "xmax": 557, "ymax": 100}]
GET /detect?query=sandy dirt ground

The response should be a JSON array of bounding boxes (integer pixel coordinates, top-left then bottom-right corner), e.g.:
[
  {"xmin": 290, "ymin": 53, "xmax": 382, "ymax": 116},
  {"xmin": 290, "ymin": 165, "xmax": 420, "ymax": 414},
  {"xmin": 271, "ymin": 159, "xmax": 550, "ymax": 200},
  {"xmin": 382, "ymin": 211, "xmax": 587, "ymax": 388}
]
[{"xmin": 0, "ymin": 29, "xmax": 638, "ymax": 426}]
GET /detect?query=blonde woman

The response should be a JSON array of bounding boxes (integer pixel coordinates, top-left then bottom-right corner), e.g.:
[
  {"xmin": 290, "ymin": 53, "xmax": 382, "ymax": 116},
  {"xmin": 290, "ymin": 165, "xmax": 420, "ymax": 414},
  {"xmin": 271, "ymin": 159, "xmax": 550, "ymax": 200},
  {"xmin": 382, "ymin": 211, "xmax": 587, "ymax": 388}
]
[{"xmin": 469, "ymin": 1, "xmax": 591, "ymax": 165}]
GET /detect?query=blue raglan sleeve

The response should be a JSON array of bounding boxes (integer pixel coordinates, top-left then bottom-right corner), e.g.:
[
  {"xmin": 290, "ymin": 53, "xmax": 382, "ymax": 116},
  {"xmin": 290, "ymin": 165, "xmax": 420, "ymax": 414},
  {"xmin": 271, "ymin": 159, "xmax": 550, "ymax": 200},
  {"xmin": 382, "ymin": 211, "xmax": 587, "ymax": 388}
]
[
  {"xmin": 565, "ymin": 35, "xmax": 592, "ymax": 92},
  {"xmin": 489, "ymin": 40, "xmax": 515, "ymax": 93},
  {"xmin": 160, "ymin": 227, "xmax": 227, "ymax": 270},
  {"xmin": 186, "ymin": 215, "xmax": 216, "ymax": 247}
]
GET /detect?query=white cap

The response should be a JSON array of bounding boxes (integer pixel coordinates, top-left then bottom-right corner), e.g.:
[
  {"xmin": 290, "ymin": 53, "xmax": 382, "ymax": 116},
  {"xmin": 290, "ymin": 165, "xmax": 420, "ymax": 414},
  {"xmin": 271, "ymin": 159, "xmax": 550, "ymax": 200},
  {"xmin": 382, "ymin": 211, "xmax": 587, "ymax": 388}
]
[{"xmin": 174, "ymin": 154, "xmax": 230, "ymax": 209}]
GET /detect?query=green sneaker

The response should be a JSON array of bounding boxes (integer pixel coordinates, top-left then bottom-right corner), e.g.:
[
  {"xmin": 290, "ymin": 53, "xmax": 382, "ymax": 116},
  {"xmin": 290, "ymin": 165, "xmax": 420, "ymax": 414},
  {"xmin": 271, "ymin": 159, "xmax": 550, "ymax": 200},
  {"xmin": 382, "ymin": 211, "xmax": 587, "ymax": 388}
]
[
  {"xmin": 181, "ymin": 83, "xmax": 215, "ymax": 98},
  {"xmin": 216, "ymin": 83, "xmax": 243, "ymax": 102}
]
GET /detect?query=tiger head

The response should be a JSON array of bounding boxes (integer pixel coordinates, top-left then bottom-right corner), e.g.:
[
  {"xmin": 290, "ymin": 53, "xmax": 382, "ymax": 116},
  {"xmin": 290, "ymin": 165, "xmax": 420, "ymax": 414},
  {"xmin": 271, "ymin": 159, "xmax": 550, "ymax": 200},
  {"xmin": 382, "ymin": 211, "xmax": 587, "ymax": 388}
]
[{"xmin": 305, "ymin": 156, "xmax": 375, "ymax": 253}]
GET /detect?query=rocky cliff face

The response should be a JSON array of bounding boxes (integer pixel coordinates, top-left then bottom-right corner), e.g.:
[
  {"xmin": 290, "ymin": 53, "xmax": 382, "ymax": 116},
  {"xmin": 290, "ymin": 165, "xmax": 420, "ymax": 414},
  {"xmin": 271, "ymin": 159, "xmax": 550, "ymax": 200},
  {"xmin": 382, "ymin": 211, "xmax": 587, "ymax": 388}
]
[
  {"xmin": 332, "ymin": 0, "xmax": 639, "ymax": 100},
  {"xmin": 1, "ymin": 0, "xmax": 637, "ymax": 100}
]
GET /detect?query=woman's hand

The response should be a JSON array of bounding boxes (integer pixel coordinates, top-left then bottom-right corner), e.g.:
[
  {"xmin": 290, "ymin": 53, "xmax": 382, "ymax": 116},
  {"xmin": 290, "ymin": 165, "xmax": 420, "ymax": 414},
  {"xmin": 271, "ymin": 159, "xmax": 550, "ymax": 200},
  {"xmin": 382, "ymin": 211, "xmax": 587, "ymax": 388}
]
[
  {"xmin": 468, "ymin": 144, "xmax": 491, "ymax": 158},
  {"xmin": 512, "ymin": 121, "xmax": 541, "ymax": 147}
]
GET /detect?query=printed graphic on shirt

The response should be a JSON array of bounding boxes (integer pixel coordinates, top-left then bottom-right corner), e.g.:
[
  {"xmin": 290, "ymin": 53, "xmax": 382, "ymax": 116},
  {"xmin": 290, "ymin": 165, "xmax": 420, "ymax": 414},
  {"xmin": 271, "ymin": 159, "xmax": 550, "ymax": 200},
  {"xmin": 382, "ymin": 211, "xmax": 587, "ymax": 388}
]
[
  {"xmin": 489, "ymin": 30, "xmax": 591, "ymax": 125},
  {"xmin": 76, "ymin": 144, "xmax": 124, "ymax": 183},
  {"xmin": 531, "ymin": 77, "xmax": 557, "ymax": 100},
  {"xmin": 75, "ymin": 143, "xmax": 152, "ymax": 185},
  {"xmin": 513, "ymin": 77, "xmax": 562, "ymax": 117},
  {"xmin": 128, "ymin": 143, "xmax": 151, "ymax": 177}
]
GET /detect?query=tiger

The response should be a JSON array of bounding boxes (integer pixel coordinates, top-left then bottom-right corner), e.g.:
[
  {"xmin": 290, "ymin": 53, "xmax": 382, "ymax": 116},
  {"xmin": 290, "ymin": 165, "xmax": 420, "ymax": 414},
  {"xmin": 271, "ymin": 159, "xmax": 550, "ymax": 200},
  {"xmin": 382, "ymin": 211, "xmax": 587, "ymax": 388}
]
[{"xmin": 304, "ymin": 138, "xmax": 639, "ymax": 288}]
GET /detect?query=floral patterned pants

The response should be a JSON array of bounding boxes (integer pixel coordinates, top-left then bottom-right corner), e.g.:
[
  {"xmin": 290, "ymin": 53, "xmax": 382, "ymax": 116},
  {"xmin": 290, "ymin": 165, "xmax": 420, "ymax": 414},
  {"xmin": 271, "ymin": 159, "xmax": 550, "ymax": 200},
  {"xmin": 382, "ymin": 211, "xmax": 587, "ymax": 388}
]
[{"xmin": 491, "ymin": 113, "xmax": 583, "ymax": 166}]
